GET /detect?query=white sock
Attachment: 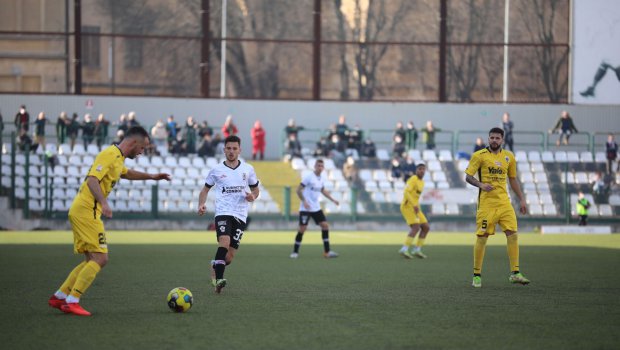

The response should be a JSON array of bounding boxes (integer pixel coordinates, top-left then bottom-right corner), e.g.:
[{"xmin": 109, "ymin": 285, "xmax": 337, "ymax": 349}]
[
  {"xmin": 54, "ymin": 291, "xmax": 67, "ymax": 299},
  {"xmin": 66, "ymin": 295, "xmax": 80, "ymax": 304},
  {"xmin": 413, "ymin": 246, "xmax": 421, "ymax": 252}
]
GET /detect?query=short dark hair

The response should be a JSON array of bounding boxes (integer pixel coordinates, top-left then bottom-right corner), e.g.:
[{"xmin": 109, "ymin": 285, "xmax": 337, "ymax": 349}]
[
  {"xmin": 225, "ymin": 135, "xmax": 241, "ymax": 145},
  {"xmin": 125, "ymin": 126, "xmax": 150, "ymax": 140},
  {"xmin": 315, "ymin": 159, "xmax": 324, "ymax": 164},
  {"xmin": 489, "ymin": 127, "xmax": 504, "ymax": 137}
]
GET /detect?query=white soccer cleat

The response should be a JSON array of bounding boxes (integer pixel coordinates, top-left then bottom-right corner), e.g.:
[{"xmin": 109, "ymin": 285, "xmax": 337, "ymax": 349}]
[
  {"xmin": 323, "ymin": 251, "xmax": 339, "ymax": 258},
  {"xmin": 289, "ymin": 252, "xmax": 299, "ymax": 259}
]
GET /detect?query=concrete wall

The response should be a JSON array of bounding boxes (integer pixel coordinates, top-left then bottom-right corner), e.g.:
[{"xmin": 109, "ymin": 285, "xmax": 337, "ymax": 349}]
[{"xmin": 1, "ymin": 94, "xmax": 619, "ymax": 159}]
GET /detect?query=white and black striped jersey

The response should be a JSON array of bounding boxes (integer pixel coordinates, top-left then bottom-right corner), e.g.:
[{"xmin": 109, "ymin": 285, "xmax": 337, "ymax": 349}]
[
  {"xmin": 299, "ymin": 171, "xmax": 324, "ymax": 212},
  {"xmin": 205, "ymin": 160, "xmax": 259, "ymax": 223}
]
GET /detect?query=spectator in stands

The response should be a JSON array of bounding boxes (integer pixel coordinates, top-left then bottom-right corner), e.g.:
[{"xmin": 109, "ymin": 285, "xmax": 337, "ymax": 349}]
[
  {"xmin": 327, "ymin": 134, "xmax": 347, "ymax": 167},
  {"xmin": 422, "ymin": 120, "xmax": 440, "ymax": 150},
  {"xmin": 605, "ymin": 134, "xmax": 618, "ymax": 174},
  {"xmin": 33, "ymin": 111, "xmax": 47, "ymax": 150},
  {"xmin": 346, "ymin": 124, "xmax": 363, "ymax": 153},
  {"xmin": 576, "ymin": 191, "xmax": 591, "ymax": 226},
  {"xmin": 392, "ymin": 134, "xmax": 407, "ymax": 157},
  {"xmin": 393, "ymin": 121, "xmax": 407, "ymax": 145},
  {"xmin": 127, "ymin": 111, "xmax": 140, "ymax": 127},
  {"xmin": 166, "ymin": 115, "xmax": 178, "ymax": 150},
  {"xmin": 592, "ymin": 171, "xmax": 610, "ymax": 203},
  {"xmin": 551, "ymin": 110, "xmax": 578, "ymax": 146},
  {"xmin": 197, "ymin": 133, "xmax": 216, "ymax": 158},
  {"xmin": 402, "ymin": 155, "xmax": 417, "ymax": 182},
  {"xmin": 82, "ymin": 114, "xmax": 96, "ymax": 146},
  {"xmin": 116, "ymin": 114, "xmax": 129, "ymax": 134},
  {"xmin": 501, "ymin": 112, "xmax": 515, "ymax": 152},
  {"xmin": 250, "ymin": 120, "xmax": 266, "ymax": 160},
  {"xmin": 473, "ymin": 137, "xmax": 486, "ymax": 153},
  {"xmin": 389, "ymin": 157, "xmax": 403, "ymax": 182},
  {"xmin": 198, "ymin": 120, "xmax": 213, "ymax": 138},
  {"xmin": 56, "ymin": 112, "xmax": 68, "ymax": 145},
  {"xmin": 112, "ymin": 130, "xmax": 124, "ymax": 145},
  {"xmin": 221, "ymin": 115, "xmax": 238, "ymax": 138},
  {"xmin": 342, "ymin": 156, "xmax": 358, "ymax": 182},
  {"xmin": 14, "ymin": 105, "xmax": 30, "ymax": 138},
  {"xmin": 17, "ymin": 133, "xmax": 35, "ymax": 153},
  {"xmin": 212, "ymin": 133, "xmax": 223, "ymax": 155},
  {"xmin": 407, "ymin": 121, "xmax": 418, "ymax": 150},
  {"xmin": 335, "ymin": 114, "xmax": 349, "ymax": 139},
  {"xmin": 150, "ymin": 120, "xmax": 168, "ymax": 149},
  {"xmin": 361, "ymin": 138, "xmax": 377, "ymax": 158},
  {"xmin": 184, "ymin": 116, "xmax": 198, "ymax": 154},
  {"xmin": 94, "ymin": 114, "xmax": 110, "ymax": 149},
  {"xmin": 169, "ymin": 133, "xmax": 185, "ymax": 154},
  {"xmin": 313, "ymin": 137, "xmax": 328, "ymax": 157},
  {"xmin": 284, "ymin": 133, "xmax": 302, "ymax": 160},
  {"xmin": 284, "ymin": 118, "xmax": 304, "ymax": 138},
  {"xmin": 67, "ymin": 113, "xmax": 81, "ymax": 150}
]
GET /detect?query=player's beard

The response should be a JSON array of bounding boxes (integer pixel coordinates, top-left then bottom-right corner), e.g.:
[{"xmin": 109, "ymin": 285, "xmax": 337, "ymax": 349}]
[{"xmin": 489, "ymin": 143, "xmax": 501, "ymax": 151}]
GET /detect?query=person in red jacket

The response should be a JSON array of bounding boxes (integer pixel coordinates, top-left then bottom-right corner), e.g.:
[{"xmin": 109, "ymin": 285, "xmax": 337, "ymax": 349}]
[
  {"xmin": 250, "ymin": 120, "xmax": 266, "ymax": 160},
  {"xmin": 221, "ymin": 115, "xmax": 238, "ymax": 138}
]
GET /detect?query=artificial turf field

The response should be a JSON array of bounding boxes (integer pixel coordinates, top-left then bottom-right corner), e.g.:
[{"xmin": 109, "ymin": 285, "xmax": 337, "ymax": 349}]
[{"xmin": 1, "ymin": 231, "xmax": 619, "ymax": 350}]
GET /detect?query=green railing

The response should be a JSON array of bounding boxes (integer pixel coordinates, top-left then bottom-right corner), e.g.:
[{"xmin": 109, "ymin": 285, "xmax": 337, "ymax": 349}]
[{"xmin": 2, "ymin": 128, "xmax": 616, "ymax": 225}]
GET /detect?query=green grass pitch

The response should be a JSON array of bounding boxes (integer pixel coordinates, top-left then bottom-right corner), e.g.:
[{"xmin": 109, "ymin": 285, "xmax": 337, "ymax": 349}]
[{"xmin": 1, "ymin": 231, "xmax": 619, "ymax": 350}]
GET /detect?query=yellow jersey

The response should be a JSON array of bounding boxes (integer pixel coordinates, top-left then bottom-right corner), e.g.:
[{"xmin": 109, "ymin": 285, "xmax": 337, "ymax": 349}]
[
  {"xmin": 69, "ymin": 145, "xmax": 127, "ymax": 217},
  {"xmin": 401, "ymin": 174, "xmax": 424, "ymax": 208},
  {"xmin": 465, "ymin": 147, "xmax": 517, "ymax": 208}
]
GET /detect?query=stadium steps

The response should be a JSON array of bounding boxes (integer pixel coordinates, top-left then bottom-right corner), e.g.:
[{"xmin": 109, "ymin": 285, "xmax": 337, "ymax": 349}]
[{"xmin": 251, "ymin": 161, "xmax": 300, "ymax": 213}]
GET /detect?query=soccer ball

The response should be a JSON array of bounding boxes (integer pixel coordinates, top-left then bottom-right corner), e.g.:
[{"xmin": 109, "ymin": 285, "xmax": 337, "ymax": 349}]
[{"xmin": 167, "ymin": 287, "xmax": 193, "ymax": 313}]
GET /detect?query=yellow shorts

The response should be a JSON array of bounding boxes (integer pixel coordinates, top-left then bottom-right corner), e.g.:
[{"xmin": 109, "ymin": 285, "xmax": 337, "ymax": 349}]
[
  {"xmin": 68, "ymin": 212, "xmax": 108, "ymax": 254},
  {"xmin": 476, "ymin": 205, "xmax": 517, "ymax": 236},
  {"xmin": 400, "ymin": 205, "xmax": 428, "ymax": 225}
]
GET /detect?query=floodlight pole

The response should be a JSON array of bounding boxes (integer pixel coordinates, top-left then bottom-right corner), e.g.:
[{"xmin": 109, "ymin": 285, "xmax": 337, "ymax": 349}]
[
  {"xmin": 502, "ymin": 0, "xmax": 510, "ymax": 102},
  {"xmin": 220, "ymin": 0, "xmax": 227, "ymax": 98}
]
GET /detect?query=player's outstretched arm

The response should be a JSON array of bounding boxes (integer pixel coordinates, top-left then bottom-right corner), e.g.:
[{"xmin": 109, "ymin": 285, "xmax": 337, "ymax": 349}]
[
  {"xmin": 197, "ymin": 186, "xmax": 210, "ymax": 216},
  {"xmin": 122, "ymin": 169, "xmax": 171, "ymax": 181}
]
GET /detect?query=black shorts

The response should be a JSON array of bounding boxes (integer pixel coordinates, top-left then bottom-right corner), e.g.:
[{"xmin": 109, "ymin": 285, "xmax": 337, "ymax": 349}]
[
  {"xmin": 299, "ymin": 210, "xmax": 327, "ymax": 226},
  {"xmin": 214, "ymin": 215, "xmax": 246, "ymax": 249}
]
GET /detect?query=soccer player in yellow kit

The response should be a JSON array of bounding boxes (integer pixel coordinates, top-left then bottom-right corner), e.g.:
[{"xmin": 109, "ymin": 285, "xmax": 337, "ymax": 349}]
[
  {"xmin": 399, "ymin": 163, "xmax": 430, "ymax": 259},
  {"xmin": 465, "ymin": 127, "xmax": 530, "ymax": 288},
  {"xmin": 48, "ymin": 126, "xmax": 171, "ymax": 315}
]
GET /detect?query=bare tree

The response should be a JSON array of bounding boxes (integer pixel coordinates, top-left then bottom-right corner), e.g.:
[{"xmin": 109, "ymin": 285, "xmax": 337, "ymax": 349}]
[
  {"xmin": 96, "ymin": 0, "xmax": 199, "ymax": 96},
  {"xmin": 516, "ymin": 0, "xmax": 569, "ymax": 102},
  {"xmin": 332, "ymin": 0, "xmax": 415, "ymax": 101},
  {"xmin": 446, "ymin": 0, "xmax": 497, "ymax": 102}
]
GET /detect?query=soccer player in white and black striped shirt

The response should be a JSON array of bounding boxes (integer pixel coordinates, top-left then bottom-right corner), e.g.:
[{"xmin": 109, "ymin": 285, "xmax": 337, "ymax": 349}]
[
  {"xmin": 290, "ymin": 159, "xmax": 340, "ymax": 259},
  {"xmin": 198, "ymin": 135, "xmax": 260, "ymax": 293}
]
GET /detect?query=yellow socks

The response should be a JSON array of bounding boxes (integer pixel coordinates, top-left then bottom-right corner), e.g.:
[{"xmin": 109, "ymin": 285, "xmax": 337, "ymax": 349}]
[
  {"xmin": 416, "ymin": 238, "xmax": 426, "ymax": 248},
  {"xmin": 404, "ymin": 236, "xmax": 414, "ymax": 248},
  {"xmin": 473, "ymin": 236, "xmax": 488, "ymax": 274},
  {"xmin": 506, "ymin": 234, "xmax": 519, "ymax": 272},
  {"xmin": 58, "ymin": 261, "xmax": 87, "ymax": 296},
  {"xmin": 68, "ymin": 261, "xmax": 101, "ymax": 301}
]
